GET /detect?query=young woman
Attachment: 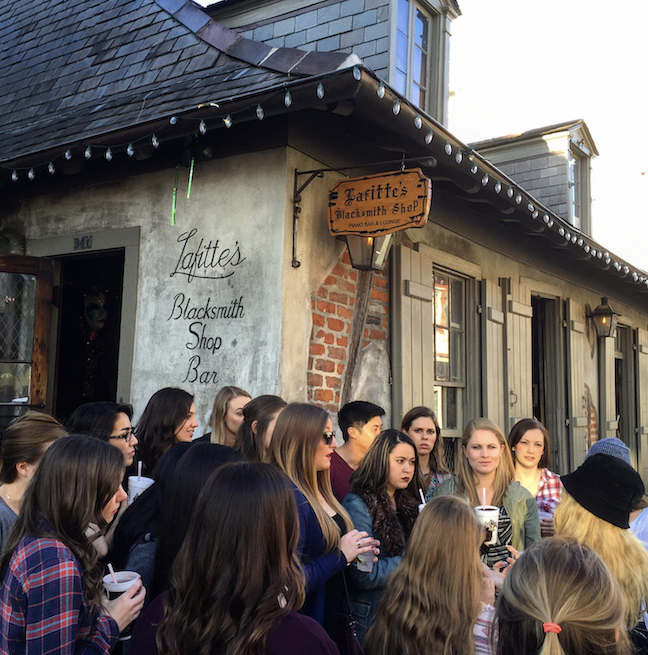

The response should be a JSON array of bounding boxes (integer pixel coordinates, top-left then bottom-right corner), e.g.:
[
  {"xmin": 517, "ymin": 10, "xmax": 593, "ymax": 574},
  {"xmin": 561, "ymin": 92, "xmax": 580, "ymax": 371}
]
[
  {"xmin": 234, "ymin": 395, "xmax": 287, "ymax": 462},
  {"xmin": 270, "ymin": 403, "xmax": 374, "ymax": 636},
  {"xmin": 130, "ymin": 462, "xmax": 338, "ymax": 655},
  {"xmin": 199, "ymin": 385, "xmax": 251, "ymax": 447},
  {"xmin": 136, "ymin": 388, "xmax": 198, "ymax": 475},
  {"xmin": 342, "ymin": 429, "xmax": 424, "ymax": 643},
  {"xmin": 401, "ymin": 406, "xmax": 449, "ymax": 495},
  {"xmin": 150, "ymin": 442, "xmax": 243, "ymax": 598},
  {"xmin": 365, "ymin": 495, "xmax": 495, "ymax": 655},
  {"xmin": 0, "ymin": 411, "xmax": 66, "ymax": 550},
  {"xmin": 507, "ymin": 418, "xmax": 562, "ymax": 537},
  {"xmin": 555, "ymin": 453, "xmax": 648, "ymax": 651},
  {"xmin": 0, "ymin": 435, "xmax": 146, "ymax": 654},
  {"xmin": 66, "ymin": 401, "xmax": 139, "ymax": 468},
  {"xmin": 496, "ymin": 536, "xmax": 631, "ymax": 655},
  {"xmin": 433, "ymin": 418, "xmax": 540, "ymax": 568}
]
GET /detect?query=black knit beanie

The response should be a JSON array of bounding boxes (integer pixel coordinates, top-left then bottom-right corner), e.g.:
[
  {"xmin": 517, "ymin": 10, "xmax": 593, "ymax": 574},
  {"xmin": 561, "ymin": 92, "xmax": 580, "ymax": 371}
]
[{"xmin": 561, "ymin": 453, "xmax": 645, "ymax": 529}]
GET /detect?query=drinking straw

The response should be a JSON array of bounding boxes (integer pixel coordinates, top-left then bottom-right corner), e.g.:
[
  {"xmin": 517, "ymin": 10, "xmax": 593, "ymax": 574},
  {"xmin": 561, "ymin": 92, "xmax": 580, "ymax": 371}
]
[
  {"xmin": 137, "ymin": 461, "xmax": 142, "ymax": 481},
  {"xmin": 482, "ymin": 487, "xmax": 486, "ymax": 508},
  {"xmin": 419, "ymin": 488, "xmax": 426, "ymax": 505},
  {"xmin": 107, "ymin": 563, "xmax": 118, "ymax": 584}
]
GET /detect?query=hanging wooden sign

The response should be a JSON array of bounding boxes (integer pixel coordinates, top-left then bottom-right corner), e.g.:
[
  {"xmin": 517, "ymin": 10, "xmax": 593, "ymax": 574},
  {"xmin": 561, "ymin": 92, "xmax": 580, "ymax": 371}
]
[{"xmin": 328, "ymin": 168, "xmax": 432, "ymax": 237}]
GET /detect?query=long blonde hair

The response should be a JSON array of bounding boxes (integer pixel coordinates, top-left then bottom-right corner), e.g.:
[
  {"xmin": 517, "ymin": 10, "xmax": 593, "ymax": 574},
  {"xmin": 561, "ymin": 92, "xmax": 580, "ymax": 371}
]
[
  {"xmin": 457, "ymin": 418, "xmax": 515, "ymax": 507},
  {"xmin": 365, "ymin": 496, "xmax": 483, "ymax": 655},
  {"xmin": 496, "ymin": 536, "xmax": 631, "ymax": 655},
  {"xmin": 554, "ymin": 492, "xmax": 648, "ymax": 627},
  {"xmin": 209, "ymin": 386, "xmax": 250, "ymax": 445},
  {"xmin": 270, "ymin": 403, "xmax": 353, "ymax": 550}
]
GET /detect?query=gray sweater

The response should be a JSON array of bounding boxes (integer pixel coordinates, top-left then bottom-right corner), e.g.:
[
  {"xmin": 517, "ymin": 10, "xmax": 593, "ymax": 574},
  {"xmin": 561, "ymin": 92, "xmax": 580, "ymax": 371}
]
[{"xmin": 0, "ymin": 496, "xmax": 17, "ymax": 552}]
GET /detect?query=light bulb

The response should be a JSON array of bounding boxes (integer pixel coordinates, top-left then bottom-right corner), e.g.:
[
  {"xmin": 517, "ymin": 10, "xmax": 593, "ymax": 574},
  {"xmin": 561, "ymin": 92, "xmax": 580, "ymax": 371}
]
[
  {"xmin": 224, "ymin": 115, "xmax": 233, "ymax": 128},
  {"xmin": 425, "ymin": 130, "xmax": 434, "ymax": 144},
  {"xmin": 414, "ymin": 115, "xmax": 422, "ymax": 129},
  {"xmin": 353, "ymin": 65, "xmax": 362, "ymax": 80},
  {"xmin": 170, "ymin": 116, "xmax": 177, "ymax": 125},
  {"xmin": 317, "ymin": 83, "xmax": 324, "ymax": 99},
  {"xmin": 127, "ymin": 143, "xmax": 134, "ymax": 157},
  {"xmin": 152, "ymin": 135, "xmax": 159, "ymax": 148},
  {"xmin": 28, "ymin": 168, "xmax": 35, "ymax": 180},
  {"xmin": 85, "ymin": 146, "xmax": 92, "ymax": 159},
  {"xmin": 444, "ymin": 142, "xmax": 452, "ymax": 155},
  {"xmin": 65, "ymin": 149, "xmax": 72, "ymax": 160},
  {"xmin": 284, "ymin": 90, "xmax": 292, "ymax": 107},
  {"xmin": 256, "ymin": 105, "xmax": 264, "ymax": 120},
  {"xmin": 392, "ymin": 98, "xmax": 401, "ymax": 115},
  {"xmin": 199, "ymin": 120, "xmax": 207, "ymax": 135},
  {"xmin": 11, "ymin": 170, "xmax": 18, "ymax": 181},
  {"xmin": 377, "ymin": 83, "xmax": 385, "ymax": 99},
  {"xmin": 494, "ymin": 181, "xmax": 502, "ymax": 193},
  {"xmin": 105, "ymin": 148, "xmax": 112, "ymax": 161},
  {"xmin": 48, "ymin": 162, "xmax": 55, "ymax": 174}
]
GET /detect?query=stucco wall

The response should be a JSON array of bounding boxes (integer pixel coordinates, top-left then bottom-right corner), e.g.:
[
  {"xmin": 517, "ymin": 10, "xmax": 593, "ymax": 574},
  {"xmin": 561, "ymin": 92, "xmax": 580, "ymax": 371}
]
[{"xmin": 22, "ymin": 149, "xmax": 289, "ymax": 433}]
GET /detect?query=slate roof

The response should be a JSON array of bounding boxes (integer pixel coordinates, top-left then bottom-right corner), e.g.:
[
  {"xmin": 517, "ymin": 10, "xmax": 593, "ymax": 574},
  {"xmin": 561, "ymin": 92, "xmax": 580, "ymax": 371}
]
[{"xmin": 0, "ymin": 0, "xmax": 357, "ymax": 166}]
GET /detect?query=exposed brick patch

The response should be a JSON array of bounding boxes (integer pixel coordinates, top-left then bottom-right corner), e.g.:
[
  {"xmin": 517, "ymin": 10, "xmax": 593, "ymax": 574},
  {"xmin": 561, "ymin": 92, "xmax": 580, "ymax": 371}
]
[{"xmin": 307, "ymin": 251, "xmax": 391, "ymax": 413}]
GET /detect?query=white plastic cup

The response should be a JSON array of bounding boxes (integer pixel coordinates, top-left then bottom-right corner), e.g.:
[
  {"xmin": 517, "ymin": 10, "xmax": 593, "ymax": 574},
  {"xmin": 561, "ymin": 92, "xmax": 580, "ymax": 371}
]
[
  {"xmin": 475, "ymin": 505, "xmax": 500, "ymax": 546},
  {"xmin": 102, "ymin": 571, "xmax": 140, "ymax": 640},
  {"xmin": 356, "ymin": 539, "xmax": 379, "ymax": 573},
  {"xmin": 127, "ymin": 476, "xmax": 154, "ymax": 505}
]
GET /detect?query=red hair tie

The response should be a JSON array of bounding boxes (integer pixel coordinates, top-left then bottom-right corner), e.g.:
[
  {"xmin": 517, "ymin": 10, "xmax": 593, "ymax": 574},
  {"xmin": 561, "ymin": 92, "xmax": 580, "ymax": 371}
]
[{"xmin": 543, "ymin": 622, "xmax": 562, "ymax": 634}]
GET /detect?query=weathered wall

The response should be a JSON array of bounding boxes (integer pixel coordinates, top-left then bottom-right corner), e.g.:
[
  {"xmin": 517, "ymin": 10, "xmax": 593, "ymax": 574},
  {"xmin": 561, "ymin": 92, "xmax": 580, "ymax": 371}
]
[{"xmin": 21, "ymin": 149, "xmax": 289, "ymax": 434}]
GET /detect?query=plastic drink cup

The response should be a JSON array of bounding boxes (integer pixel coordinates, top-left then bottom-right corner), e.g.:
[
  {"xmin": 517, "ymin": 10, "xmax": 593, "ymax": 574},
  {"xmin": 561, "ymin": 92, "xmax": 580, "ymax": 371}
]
[
  {"xmin": 356, "ymin": 539, "xmax": 379, "ymax": 573},
  {"xmin": 127, "ymin": 475, "xmax": 154, "ymax": 505},
  {"xmin": 102, "ymin": 571, "xmax": 140, "ymax": 640},
  {"xmin": 475, "ymin": 505, "xmax": 499, "ymax": 546}
]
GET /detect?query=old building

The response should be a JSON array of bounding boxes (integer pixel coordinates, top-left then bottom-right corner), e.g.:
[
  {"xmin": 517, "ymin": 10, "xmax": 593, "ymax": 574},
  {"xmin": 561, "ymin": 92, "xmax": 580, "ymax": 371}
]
[{"xmin": 1, "ymin": 0, "xmax": 646, "ymax": 478}]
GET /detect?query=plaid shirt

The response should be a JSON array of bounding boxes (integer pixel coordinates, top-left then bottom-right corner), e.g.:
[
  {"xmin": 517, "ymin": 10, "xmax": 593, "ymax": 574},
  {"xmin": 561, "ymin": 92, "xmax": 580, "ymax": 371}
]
[
  {"xmin": 536, "ymin": 468, "xmax": 563, "ymax": 514},
  {"xmin": 0, "ymin": 533, "xmax": 119, "ymax": 654}
]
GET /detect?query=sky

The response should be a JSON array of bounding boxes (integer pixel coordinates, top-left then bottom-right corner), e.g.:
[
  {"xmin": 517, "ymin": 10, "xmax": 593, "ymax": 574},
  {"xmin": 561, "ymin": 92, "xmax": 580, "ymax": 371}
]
[
  {"xmin": 447, "ymin": 0, "xmax": 648, "ymax": 272},
  {"xmin": 195, "ymin": 0, "xmax": 647, "ymax": 271}
]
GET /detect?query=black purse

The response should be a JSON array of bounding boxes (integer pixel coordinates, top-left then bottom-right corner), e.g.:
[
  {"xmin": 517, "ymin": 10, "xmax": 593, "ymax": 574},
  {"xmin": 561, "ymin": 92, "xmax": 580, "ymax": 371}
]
[{"xmin": 335, "ymin": 571, "xmax": 364, "ymax": 655}]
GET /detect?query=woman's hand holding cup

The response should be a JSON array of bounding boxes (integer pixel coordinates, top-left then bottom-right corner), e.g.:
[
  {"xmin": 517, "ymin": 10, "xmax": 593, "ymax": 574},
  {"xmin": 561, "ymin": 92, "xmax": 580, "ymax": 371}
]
[{"xmin": 339, "ymin": 529, "xmax": 379, "ymax": 564}]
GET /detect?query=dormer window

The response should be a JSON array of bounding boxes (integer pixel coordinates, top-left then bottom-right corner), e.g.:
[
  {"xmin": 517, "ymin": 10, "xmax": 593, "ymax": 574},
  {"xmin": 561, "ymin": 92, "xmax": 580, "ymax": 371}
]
[
  {"xmin": 392, "ymin": 0, "xmax": 458, "ymax": 123},
  {"xmin": 395, "ymin": 0, "xmax": 432, "ymax": 109},
  {"xmin": 569, "ymin": 142, "xmax": 590, "ymax": 233}
]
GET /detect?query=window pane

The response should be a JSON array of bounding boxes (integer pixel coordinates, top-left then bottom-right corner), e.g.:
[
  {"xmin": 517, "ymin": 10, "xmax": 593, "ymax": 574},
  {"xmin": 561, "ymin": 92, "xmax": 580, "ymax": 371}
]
[
  {"xmin": 434, "ymin": 273, "xmax": 449, "ymax": 327},
  {"xmin": 415, "ymin": 9, "xmax": 428, "ymax": 50},
  {"xmin": 450, "ymin": 277, "xmax": 464, "ymax": 329},
  {"xmin": 435, "ymin": 326, "xmax": 449, "ymax": 381},
  {"xmin": 0, "ymin": 272, "xmax": 36, "ymax": 361},
  {"xmin": 394, "ymin": 69, "xmax": 407, "ymax": 96},
  {"xmin": 398, "ymin": 0, "xmax": 409, "ymax": 34},
  {"xmin": 396, "ymin": 32, "xmax": 408, "ymax": 79},
  {"xmin": 450, "ymin": 330, "xmax": 464, "ymax": 382},
  {"xmin": 412, "ymin": 48, "xmax": 424, "ymax": 85},
  {"xmin": 0, "ymin": 363, "xmax": 31, "ymax": 404},
  {"xmin": 434, "ymin": 386, "xmax": 461, "ymax": 431}
]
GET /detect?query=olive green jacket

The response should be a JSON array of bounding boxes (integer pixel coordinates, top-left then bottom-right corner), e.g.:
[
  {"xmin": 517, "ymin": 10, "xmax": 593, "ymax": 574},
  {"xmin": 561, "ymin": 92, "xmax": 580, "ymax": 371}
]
[{"xmin": 432, "ymin": 476, "xmax": 541, "ymax": 550}]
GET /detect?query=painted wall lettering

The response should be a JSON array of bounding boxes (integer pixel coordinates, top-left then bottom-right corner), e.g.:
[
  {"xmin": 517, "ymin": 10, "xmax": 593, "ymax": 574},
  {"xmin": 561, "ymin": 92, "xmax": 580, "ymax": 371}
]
[{"xmin": 170, "ymin": 228, "xmax": 246, "ymax": 282}]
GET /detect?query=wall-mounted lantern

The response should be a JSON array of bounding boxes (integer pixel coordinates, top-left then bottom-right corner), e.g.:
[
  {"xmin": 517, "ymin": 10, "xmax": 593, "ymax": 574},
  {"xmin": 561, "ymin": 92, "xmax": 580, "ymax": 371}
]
[
  {"xmin": 344, "ymin": 234, "xmax": 393, "ymax": 271},
  {"xmin": 328, "ymin": 168, "xmax": 432, "ymax": 271},
  {"xmin": 589, "ymin": 296, "xmax": 620, "ymax": 338}
]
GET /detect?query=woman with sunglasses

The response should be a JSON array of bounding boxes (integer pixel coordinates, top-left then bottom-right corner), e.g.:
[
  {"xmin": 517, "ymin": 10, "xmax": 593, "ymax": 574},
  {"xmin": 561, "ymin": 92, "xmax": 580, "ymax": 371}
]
[{"xmin": 270, "ymin": 403, "xmax": 376, "ymax": 640}]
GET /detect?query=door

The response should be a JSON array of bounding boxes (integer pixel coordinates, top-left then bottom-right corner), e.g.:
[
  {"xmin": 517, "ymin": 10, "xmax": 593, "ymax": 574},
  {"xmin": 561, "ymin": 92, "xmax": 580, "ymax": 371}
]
[{"xmin": 0, "ymin": 255, "xmax": 53, "ymax": 435}]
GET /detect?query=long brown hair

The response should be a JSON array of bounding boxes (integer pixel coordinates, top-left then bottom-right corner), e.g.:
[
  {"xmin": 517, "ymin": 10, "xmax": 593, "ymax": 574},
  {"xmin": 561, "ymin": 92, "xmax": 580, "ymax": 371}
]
[
  {"xmin": 365, "ymin": 495, "xmax": 483, "ymax": 655},
  {"xmin": 209, "ymin": 386, "xmax": 250, "ymax": 445},
  {"xmin": 0, "ymin": 411, "xmax": 65, "ymax": 483},
  {"xmin": 270, "ymin": 403, "xmax": 353, "ymax": 550},
  {"xmin": 496, "ymin": 536, "xmax": 631, "ymax": 655},
  {"xmin": 0, "ymin": 435, "xmax": 124, "ymax": 615},
  {"xmin": 233, "ymin": 395, "xmax": 286, "ymax": 462},
  {"xmin": 400, "ymin": 406, "xmax": 449, "ymax": 475},
  {"xmin": 157, "ymin": 462, "xmax": 305, "ymax": 655},
  {"xmin": 457, "ymin": 418, "xmax": 515, "ymax": 507},
  {"xmin": 137, "ymin": 387, "xmax": 194, "ymax": 474}
]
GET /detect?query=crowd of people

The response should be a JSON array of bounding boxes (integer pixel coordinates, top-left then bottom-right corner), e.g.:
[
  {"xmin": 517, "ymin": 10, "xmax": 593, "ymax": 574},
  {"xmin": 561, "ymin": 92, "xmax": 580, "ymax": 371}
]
[{"xmin": 0, "ymin": 386, "xmax": 646, "ymax": 655}]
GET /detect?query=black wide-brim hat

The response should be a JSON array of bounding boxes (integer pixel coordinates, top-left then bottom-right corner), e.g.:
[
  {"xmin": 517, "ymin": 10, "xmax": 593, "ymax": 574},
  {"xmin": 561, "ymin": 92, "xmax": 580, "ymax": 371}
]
[{"xmin": 561, "ymin": 453, "xmax": 645, "ymax": 529}]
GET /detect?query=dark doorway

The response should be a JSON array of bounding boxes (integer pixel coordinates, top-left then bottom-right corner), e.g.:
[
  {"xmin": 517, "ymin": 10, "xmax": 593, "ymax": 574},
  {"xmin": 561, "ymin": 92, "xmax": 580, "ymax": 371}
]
[
  {"xmin": 53, "ymin": 250, "xmax": 124, "ymax": 422},
  {"xmin": 531, "ymin": 296, "xmax": 568, "ymax": 473}
]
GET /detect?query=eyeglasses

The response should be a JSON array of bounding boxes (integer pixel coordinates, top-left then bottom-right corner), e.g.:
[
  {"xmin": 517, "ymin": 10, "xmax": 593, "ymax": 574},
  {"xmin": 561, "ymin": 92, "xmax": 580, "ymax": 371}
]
[
  {"xmin": 110, "ymin": 427, "xmax": 136, "ymax": 444},
  {"xmin": 323, "ymin": 431, "xmax": 336, "ymax": 446}
]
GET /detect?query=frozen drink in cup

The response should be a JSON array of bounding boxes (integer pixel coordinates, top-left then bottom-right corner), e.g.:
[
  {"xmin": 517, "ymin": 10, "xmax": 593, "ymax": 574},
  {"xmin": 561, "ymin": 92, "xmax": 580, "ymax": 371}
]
[
  {"xmin": 475, "ymin": 505, "xmax": 499, "ymax": 546},
  {"xmin": 102, "ymin": 571, "xmax": 140, "ymax": 640},
  {"xmin": 127, "ymin": 475, "xmax": 154, "ymax": 505}
]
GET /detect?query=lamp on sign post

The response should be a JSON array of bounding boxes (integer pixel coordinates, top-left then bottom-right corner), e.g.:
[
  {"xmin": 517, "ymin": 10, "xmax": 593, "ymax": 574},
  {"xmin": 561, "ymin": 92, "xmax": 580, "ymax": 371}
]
[{"xmin": 344, "ymin": 234, "xmax": 393, "ymax": 271}]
